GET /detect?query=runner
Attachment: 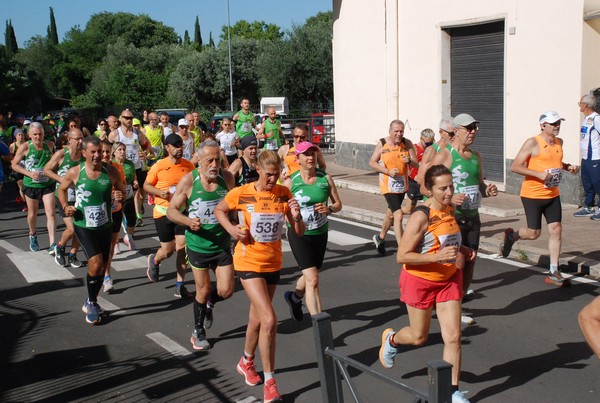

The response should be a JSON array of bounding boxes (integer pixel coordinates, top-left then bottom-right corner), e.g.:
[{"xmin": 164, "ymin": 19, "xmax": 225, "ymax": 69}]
[
  {"xmin": 177, "ymin": 118, "xmax": 198, "ymax": 164},
  {"xmin": 369, "ymin": 120, "xmax": 419, "ymax": 256},
  {"xmin": 233, "ymin": 98, "xmax": 256, "ymax": 139},
  {"xmin": 144, "ymin": 112, "xmax": 165, "ymax": 169},
  {"xmin": 278, "ymin": 123, "xmax": 326, "ymax": 180},
  {"xmin": 579, "ymin": 296, "xmax": 600, "ymax": 358},
  {"xmin": 112, "ymin": 141, "xmax": 138, "ymax": 253},
  {"xmin": 378, "ymin": 164, "xmax": 472, "ymax": 403},
  {"xmin": 167, "ymin": 140, "xmax": 236, "ymax": 350},
  {"xmin": 58, "ymin": 136, "xmax": 125, "ymax": 324},
  {"xmin": 282, "ymin": 141, "xmax": 342, "ymax": 320},
  {"xmin": 257, "ymin": 107, "xmax": 284, "ymax": 151},
  {"xmin": 404, "ymin": 128, "xmax": 435, "ymax": 214},
  {"xmin": 215, "ymin": 118, "xmax": 239, "ymax": 165},
  {"xmin": 430, "ymin": 113, "xmax": 498, "ymax": 324},
  {"xmin": 11, "ymin": 122, "xmax": 57, "ymax": 252},
  {"xmin": 214, "ymin": 150, "xmax": 304, "ymax": 403},
  {"xmin": 228, "ymin": 136, "xmax": 260, "ymax": 186},
  {"xmin": 499, "ymin": 111, "xmax": 579, "ymax": 286},
  {"xmin": 144, "ymin": 134, "xmax": 196, "ymax": 298},
  {"xmin": 43, "ymin": 127, "xmax": 84, "ymax": 267}
]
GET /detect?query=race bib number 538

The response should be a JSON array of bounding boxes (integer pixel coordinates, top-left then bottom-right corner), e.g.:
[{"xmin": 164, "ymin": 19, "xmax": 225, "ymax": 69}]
[{"xmin": 250, "ymin": 212, "xmax": 284, "ymax": 243}]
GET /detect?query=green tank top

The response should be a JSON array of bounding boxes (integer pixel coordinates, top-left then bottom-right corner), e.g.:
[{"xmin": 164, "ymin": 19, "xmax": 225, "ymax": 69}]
[
  {"xmin": 236, "ymin": 110, "xmax": 254, "ymax": 138},
  {"xmin": 449, "ymin": 147, "xmax": 481, "ymax": 217},
  {"xmin": 289, "ymin": 168, "xmax": 330, "ymax": 235},
  {"xmin": 185, "ymin": 170, "xmax": 231, "ymax": 254},
  {"xmin": 262, "ymin": 119, "xmax": 282, "ymax": 150},
  {"xmin": 23, "ymin": 140, "xmax": 55, "ymax": 188},
  {"xmin": 116, "ymin": 159, "xmax": 136, "ymax": 200},
  {"xmin": 55, "ymin": 148, "xmax": 81, "ymax": 199},
  {"xmin": 74, "ymin": 163, "xmax": 113, "ymax": 230},
  {"xmin": 145, "ymin": 126, "xmax": 164, "ymax": 160}
]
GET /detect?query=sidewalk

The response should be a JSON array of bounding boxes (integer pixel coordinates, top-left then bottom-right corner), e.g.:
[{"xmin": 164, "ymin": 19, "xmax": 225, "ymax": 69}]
[{"xmin": 323, "ymin": 154, "xmax": 600, "ymax": 278}]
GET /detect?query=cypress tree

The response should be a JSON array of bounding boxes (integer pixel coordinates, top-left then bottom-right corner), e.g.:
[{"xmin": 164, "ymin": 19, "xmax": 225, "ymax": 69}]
[
  {"xmin": 183, "ymin": 30, "xmax": 191, "ymax": 46},
  {"xmin": 209, "ymin": 31, "xmax": 215, "ymax": 48},
  {"xmin": 193, "ymin": 16, "xmax": 202, "ymax": 51},
  {"xmin": 48, "ymin": 7, "xmax": 59, "ymax": 45}
]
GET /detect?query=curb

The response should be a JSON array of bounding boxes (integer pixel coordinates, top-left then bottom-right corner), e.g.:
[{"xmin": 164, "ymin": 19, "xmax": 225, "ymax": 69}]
[{"xmin": 333, "ymin": 205, "xmax": 600, "ymax": 279}]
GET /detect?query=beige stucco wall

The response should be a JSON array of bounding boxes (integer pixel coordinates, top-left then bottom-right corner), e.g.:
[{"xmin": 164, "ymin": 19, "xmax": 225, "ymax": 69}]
[{"xmin": 333, "ymin": 0, "xmax": 600, "ymax": 175}]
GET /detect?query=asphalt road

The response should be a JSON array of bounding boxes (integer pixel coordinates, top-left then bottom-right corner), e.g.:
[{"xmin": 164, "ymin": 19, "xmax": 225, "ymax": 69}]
[{"xmin": 1, "ymin": 189, "xmax": 599, "ymax": 402}]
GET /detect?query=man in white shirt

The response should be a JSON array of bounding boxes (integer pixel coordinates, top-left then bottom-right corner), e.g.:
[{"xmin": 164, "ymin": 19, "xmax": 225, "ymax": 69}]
[{"xmin": 574, "ymin": 93, "xmax": 600, "ymax": 219}]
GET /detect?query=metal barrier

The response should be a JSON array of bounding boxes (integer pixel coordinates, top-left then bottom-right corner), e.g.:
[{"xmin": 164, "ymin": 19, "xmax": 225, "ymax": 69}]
[{"xmin": 312, "ymin": 312, "xmax": 452, "ymax": 403}]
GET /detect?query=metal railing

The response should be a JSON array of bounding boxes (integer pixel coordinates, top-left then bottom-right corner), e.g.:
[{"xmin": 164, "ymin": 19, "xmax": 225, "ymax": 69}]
[{"xmin": 312, "ymin": 312, "xmax": 452, "ymax": 403}]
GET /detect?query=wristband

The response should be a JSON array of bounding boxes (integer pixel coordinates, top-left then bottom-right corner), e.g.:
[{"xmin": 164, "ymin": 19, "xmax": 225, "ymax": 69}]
[
  {"xmin": 328, "ymin": 206, "xmax": 334, "ymax": 214},
  {"xmin": 293, "ymin": 215, "xmax": 302, "ymax": 223}
]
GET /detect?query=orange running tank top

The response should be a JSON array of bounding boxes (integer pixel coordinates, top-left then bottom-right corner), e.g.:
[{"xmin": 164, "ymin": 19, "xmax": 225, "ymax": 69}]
[
  {"xmin": 284, "ymin": 146, "xmax": 300, "ymax": 176},
  {"xmin": 403, "ymin": 205, "xmax": 461, "ymax": 282},
  {"xmin": 379, "ymin": 139, "xmax": 409, "ymax": 195},
  {"xmin": 520, "ymin": 135, "xmax": 563, "ymax": 199}
]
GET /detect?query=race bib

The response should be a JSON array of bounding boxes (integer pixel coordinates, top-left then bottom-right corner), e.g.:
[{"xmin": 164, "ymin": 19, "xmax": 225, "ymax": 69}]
[
  {"xmin": 460, "ymin": 185, "xmax": 482, "ymax": 209},
  {"xmin": 265, "ymin": 138, "xmax": 278, "ymax": 150},
  {"xmin": 437, "ymin": 232, "xmax": 462, "ymax": 263},
  {"xmin": 301, "ymin": 205, "xmax": 327, "ymax": 230},
  {"xmin": 388, "ymin": 176, "xmax": 406, "ymax": 193},
  {"xmin": 242, "ymin": 122, "xmax": 252, "ymax": 132},
  {"xmin": 84, "ymin": 203, "xmax": 108, "ymax": 228},
  {"xmin": 32, "ymin": 168, "xmax": 49, "ymax": 184},
  {"xmin": 189, "ymin": 199, "xmax": 219, "ymax": 224},
  {"xmin": 250, "ymin": 212, "xmax": 284, "ymax": 243},
  {"xmin": 67, "ymin": 187, "xmax": 75, "ymax": 203},
  {"xmin": 125, "ymin": 184, "xmax": 134, "ymax": 199},
  {"xmin": 152, "ymin": 145, "xmax": 163, "ymax": 159},
  {"xmin": 544, "ymin": 168, "xmax": 562, "ymax": 188}
]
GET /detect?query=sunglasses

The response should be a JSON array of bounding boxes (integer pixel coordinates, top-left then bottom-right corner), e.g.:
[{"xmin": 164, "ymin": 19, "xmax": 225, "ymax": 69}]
[
  {"xmin": 294, "ymin": 135, "xmax": 307, "ymax": 139},
  {"xmin": 459, "ymin": 123, "xmax": 479, "ymax": 132},
  {"xmin": 122, "ymin": 116, "xmax": 133, "ymax": 120},
  {"xmin": 545, "ymin": 121, "xmax": 561, "ymax": 127}
]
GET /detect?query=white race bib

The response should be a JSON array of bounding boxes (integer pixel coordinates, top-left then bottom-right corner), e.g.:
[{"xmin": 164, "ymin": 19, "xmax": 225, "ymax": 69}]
[
  {"xmin": 460, "ymin": 185, "xmax": 482, "ymax": 209},
  {"xmin": 67, "ymin": 187, "xmax": 75, "ymax": 203},
  {"xmin": 125, "ymin": 184, "xmax": 134, "ymax": 199},
  {"xmin": 84, "ymin": 203, "xmax": 108, "ymax": 228},
  {"xmin": 242, "ymin": 122, "xmax": 252, "ymax": 132},
  {"xmin": 250, "ymin": 212, "xmax": 284, "ymax": 243},
  {"xmin": 300, "ymin": 205, "xmax": 327, "ymax": 230},
  {"xmin": 544, "ymin": 168, "xmax": 562, "ymax": 188},
  {"xmin": 437, "ymin": 232, "xmax": 462, "ymax": 263},
  {"xmin": 388, "ymin": 176, "xmax": 406, "ymax": 193},
  {"xmin": 265, "ymin": 138, "xmax": 278, "ymax": 150},
  {"xmin": 32, "ymin": 168, "xmax": 49, "ymax": 184},
  {"xmin": 189, "ymin": 199, "xmax": 219, "ymax": 224}
]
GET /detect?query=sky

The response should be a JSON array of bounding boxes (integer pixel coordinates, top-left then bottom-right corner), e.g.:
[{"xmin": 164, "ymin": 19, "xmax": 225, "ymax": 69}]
[{"xmin": 3, "ymin": 0, "xmax": 332, "ymax": 48}]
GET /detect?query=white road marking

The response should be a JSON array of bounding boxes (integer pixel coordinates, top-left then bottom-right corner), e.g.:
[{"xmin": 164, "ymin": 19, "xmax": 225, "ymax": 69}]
[
  {"xmin": 282, "ymin": 239, "xmax": 291, "ymax": 252},
  {"xmin": 96, "ymin": 297, "xmax": 126, "ymax": 314},
  {"xmin": 327, "ymin": 230, "xmax": 370, "ymax": 246},
  {"xmin": 329, "ymin": 215, "xmax": 380, "ymax": 230},
  {"xmin": 146, "ymin": 332, "xmax": 193, "ymax": 358},
  {"xmin": 111, "ymin": 249, "xmax": 147, "ymax": 271},
  {"xmin": 0, "ymin": 239, "xmax": 23, "ymax": 253},
  {"xmin": 7, "ymin": 251, "xmax": 75, "ymax": 283},
  {"xmin": 235, "ymin": 397, "xmax": 260, "ymax": 403}
]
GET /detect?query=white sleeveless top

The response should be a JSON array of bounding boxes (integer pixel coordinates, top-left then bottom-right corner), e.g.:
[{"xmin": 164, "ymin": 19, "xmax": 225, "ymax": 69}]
[{"xmin": 118, "ymin": 127, "xmax": 141, "ymax": 169}]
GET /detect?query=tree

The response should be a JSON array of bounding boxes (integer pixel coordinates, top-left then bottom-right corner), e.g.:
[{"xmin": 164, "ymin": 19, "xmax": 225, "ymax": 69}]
[
  {"xmin": 5, "ymin": 20, "xmax": 18, "ymax": 58},
  {"xmin": 48, "ymin": 7, "xmax": 59, "ymax": 45},
  {"xmin": 15, "ymin": 35, "xmax": 62, "ymax": 98},
  {"xmin": 219, "ymin": 20, "xmax": 283, "ymax": 41},
  {"xmin": 194, "ymin": 16, "xmax": 202, "ymax": 51},
  {"xmin": 209, "ymin": 32, "xmax": 215, "ymax": 48},
  {"xmin": 183, "ymin": 30, "xmax": 191, "ymax": 46}
]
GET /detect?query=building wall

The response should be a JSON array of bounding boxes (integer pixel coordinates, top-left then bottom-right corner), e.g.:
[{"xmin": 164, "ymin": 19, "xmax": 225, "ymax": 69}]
[{"xmin": 333, "ymin": 0, "xmax": 600, "ymax": 204}]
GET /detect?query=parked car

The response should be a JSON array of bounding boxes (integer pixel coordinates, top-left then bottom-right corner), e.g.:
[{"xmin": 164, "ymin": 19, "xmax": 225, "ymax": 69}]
[
  {"xmin": 310, "ymin": 112, "xmax": 335, "ymax": 147},
  {"xmin": 209, "ymin": 111, "xmax": 235, "ymax": 134},
  {"xmin": 156, "ymin": 108, "xmax": 187, "ymax": 125}
]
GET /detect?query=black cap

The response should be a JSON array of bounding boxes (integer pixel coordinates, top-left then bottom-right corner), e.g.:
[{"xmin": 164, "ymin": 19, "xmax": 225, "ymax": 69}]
[
  {"xmin": 240, "ymin": 135, "xmax": 258, "ymax": 150},
  {"xmin": 165, "ymin": 133, "xmax": 183, "ymax": 146}
]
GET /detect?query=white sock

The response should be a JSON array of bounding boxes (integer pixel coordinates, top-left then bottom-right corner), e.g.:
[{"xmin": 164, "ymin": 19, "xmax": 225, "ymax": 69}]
[
  {"xmin": 264, "ymin": 371, "xmax": 274, "ymax": 381},
  {"xmin": 549, "ymin": 264, "xmax": 558, "ymax": 274}
]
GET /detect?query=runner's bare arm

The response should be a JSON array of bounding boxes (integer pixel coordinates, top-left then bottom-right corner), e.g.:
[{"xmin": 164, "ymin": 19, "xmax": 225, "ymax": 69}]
[{"xmin": 43, "ymin": 149, "xmax": 66, "ymax": 183}]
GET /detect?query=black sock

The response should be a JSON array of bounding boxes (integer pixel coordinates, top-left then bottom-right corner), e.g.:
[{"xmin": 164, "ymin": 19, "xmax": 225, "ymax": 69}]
[
  {"xmin": 209, "ymin": 287, "xmax": 225, "ymax": 306},
  {"xmin": 451, "ymin": 385, "xmax": 459, "ymax": 393},
  {"xmin": 194, "ymin": 300, "xmax": 207, "ymax": 331},
  {"xmin": 86, "ymin": 274, "xmax": 103, "ymax": 303}
]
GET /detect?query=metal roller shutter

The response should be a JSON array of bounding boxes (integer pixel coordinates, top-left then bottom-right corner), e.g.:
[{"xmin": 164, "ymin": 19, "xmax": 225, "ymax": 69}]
[{"xmin": 448, "ymin": 21, "xmax": 505, "ymax": 182}]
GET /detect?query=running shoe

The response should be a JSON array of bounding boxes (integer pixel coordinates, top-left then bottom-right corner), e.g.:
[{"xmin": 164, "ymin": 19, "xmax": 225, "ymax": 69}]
[
  {"xmin": 461, "ymin": 314, "xmax": 476, "ymax": 325},
  {"xmin": 135, "ymin": 218, "xmax": 144, "ymax": 227},
  {"xmin": 204, "ymin": 308, "xmax": 214, "ymax": 329},
  {"xmin": 452, "ymin": 390, "xmax": 471, "ymax": 403},
  {"xmin": 284, "ymin": 291, "xmax": 303, "ymax": 321},
  {"xmin": 263, "ymin": 378, "xmax": 282, "ymax": 403},
  {"xmin": 55, "ymin": 245, "xmax": 66, "ymax": 266},
  {"xmin": 147, "ymin": 253, "xmax": 159, "ymax": 282},
  {"xmin": 590, "ymin": 211, "xmax": 600, "ymax": 221},
  {"xmin": 379, "ymin": 328, "xmax": 397, "ymax": 369},
  {"xmin": 237, "ymin": 356, "xmax": 262, "ymax": 386},
  {"xmin": 123, "ymin": 234, "xmax": 136, "ymax": 251},
  {"xmin": 103, "ymin": 276, "xmax": 114, "ymax": 293},
  {"xmin": 48, "ymin": 242, "xmax": 57, "ymax": 256},
  {"xmin": 545, "ymin": 272, "xmax": 570, "ymax": 287},
  {"xmin": 15, "ymin": 196, "xmax": 23, "ymax": 203},
  {"xmin": 68, "ymin": 254, "xmax": 83, "ymax": 268},
  {"xmin": 462, "ymin": 289, "xmax": 475, "ymax": 303},
  {"xmin": 174, "ymin": 284, "xmax": 190, "ymax": 299},
  {"xmin": 29, "ymin": 234, "xmax": 39, "ymax": 252},
  {"xmin": 499, "ymin": 228, "xmax": 515, "ymax": 258},
  {"xmin": 114, "ymin": 242, "xmax": 121, "ymax": 255},
  {"xmin": 574, "ymin": 206, "xmax": 595, "ymax": 217},
  {"xmin": 83, "ymin": 300, "xmax": 102, "ymax": 325},
  {"xmin": 81, "ymin": 299, "xmax": 107, "ymax": 317},
  {"xmin": 190, "ymin": 328, "xmax": 211, "ymax": 350},
  {"xmin": 22, "ymin": 206, "xmax": 28, "ymax": 212},
  {"xmin": 372, "ymin": 234, "xmax": 386, "ymax": 256}
]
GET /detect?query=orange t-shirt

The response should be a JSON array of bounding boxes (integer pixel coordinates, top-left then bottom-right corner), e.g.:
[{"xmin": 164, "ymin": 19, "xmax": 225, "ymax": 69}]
[
  {"xmin": 284, "ymin": 146, "xmax": 301, "ymax": 176},
  {"xmin": 403, "ymin": 205, "xmax": 461, "ymax": 282},
  {"xmin": 520, "ymin": 135, "xmax": 563, "ymax": 199},
  {"xmin": 224, "ymin": 183, "xmax": 292, "ymax": 273},
  {"xmin": 379, "ymin": 141, "xmax": 410, "ymax": 195},
  {"xmin": 146, "ymin": 157, "xmax": 195, "ymax": 218}
]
